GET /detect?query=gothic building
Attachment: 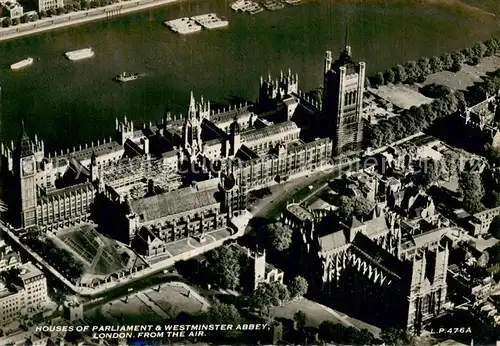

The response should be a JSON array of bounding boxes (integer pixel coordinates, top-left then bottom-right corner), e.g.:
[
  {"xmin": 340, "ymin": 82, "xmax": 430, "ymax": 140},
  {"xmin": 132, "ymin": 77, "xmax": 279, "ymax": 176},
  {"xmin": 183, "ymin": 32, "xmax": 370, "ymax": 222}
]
[
  {"xmin": 282, "ymin": 203, "xmax": 448, "ymax": 334},
  {"xmin": 1, "ymin": 49, "xmax": 366, "ymax": 261},
  {"xmin": 323, "ymin": 46, "xmax": 365, "ymax": 157}
]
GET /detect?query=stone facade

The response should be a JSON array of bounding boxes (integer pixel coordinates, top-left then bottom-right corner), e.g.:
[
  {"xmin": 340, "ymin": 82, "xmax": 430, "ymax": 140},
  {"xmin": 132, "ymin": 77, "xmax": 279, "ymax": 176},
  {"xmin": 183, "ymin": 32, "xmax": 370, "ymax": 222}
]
[{"xmin": 283, "ymin": 202, "xmax": 448, "ymax": 333}]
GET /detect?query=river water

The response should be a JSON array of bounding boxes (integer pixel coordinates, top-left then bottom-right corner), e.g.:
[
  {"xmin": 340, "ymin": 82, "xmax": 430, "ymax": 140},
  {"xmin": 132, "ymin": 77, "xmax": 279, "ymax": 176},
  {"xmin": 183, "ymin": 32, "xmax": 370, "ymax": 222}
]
[{"xmin": 0, "ymin": 0, "xmax": 498, "ymax": 150}]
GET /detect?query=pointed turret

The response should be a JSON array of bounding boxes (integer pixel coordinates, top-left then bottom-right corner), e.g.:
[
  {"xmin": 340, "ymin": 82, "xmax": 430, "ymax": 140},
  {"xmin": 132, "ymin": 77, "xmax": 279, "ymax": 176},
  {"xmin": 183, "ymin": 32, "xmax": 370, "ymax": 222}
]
[{"xmin": 189, "ymin": 91, "xmax": 196, "ymax": 114}]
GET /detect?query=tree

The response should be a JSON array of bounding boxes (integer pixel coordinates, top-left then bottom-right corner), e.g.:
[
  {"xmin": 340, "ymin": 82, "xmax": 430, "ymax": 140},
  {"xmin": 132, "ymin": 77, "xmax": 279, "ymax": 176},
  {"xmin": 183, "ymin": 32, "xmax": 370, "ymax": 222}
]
[
  {"xmin": 484, "ymin": 190, "xmax": 500, "ymax": 209},
  {"xmin": 380, "ymin": 328, "xmax": 415, "ymax": 345},
  {"xmin": 486, "ymin": 146, "xmax": 500, "ymax": 167},
  {"xmin": 400, "ymin": 114, "xmax": 418, "ymax": 135},
  {"xmin": 352, "ymin": 196, "xmax": 375, "ymax": 217},
  {"xmin": 441, "ymin": 52, "xmax": 453, "ymax": 70},
  {"xmin": 430, "ymin": 56, "xmax": 443, "ymax": 73},
  {"xmin": 452, "ymin": 51, "xmax": 465, "ymax": 65},
  {"xmin": 484, "ymin": 38, "xmax": 499, "ymax": 56},
  {"xmin": 12, "ymin": 17, "xmax": 20, "ymax": 26},
  {"xmin": 489, "ymin": 215, "xmax": 500, "ymax": 239},
  {"xmin": 373, "ymin": 72, "xmax": 384, "ymax": 86},
  {"xmin": 384, "ymin": 69, "xmax": 395, "ymax": 84},
  {"xmin": 48, "ymin": 8, "xmax": 57, "ymax": 16},
  {"xmin": 404, "ymin": 60, "xmax": 421, "ymax": 82},
  {"xmin": 450, "ymin": 62, "xmax": 461, "ymax": 72},
  {"xmin": 459, "ymin": 171, "xmax": 485, "ymax": 214},
  {"xmin": 289, "ymin": 275, "xmax": 308, "ymax": 299},
  {"xmin": 274, "ymin": 282, "xmax": 290, "ymax": 305},
  {"xmin": 293, "ymin": 310, "xmax": 307, "ymax": 330},
  {"xmin": 249, "ymin": 282, "xmax": 280, "ymax": 315},
  {"xmin": 337, "ymin": 195, "xmax": 354, "ymax": 218},
  {"xmin": 57, "ymin": 7, "xmax": 66, "ymax": 15},
  {"xmin": 472, "ymin": 42, "xmax": 487, "ymax": 59},
  {"xmin": 2, "ymin": 18, "xmax": 12, "ymax": 27},
  {"xmin": 413, "ymin": 158, "xmax": 440, "ymax": 188},
  {"xmin": 418, "ymin": 57, "xmax": 431, "ymax": 76},
  {"xmin": 442, "ymin": 150, "xmax": 460, "ymax": 180},
  {"xmin": 462, "ymin": 47, "xmax": 474, "ymax": 61},
  {"xmin": 205, "ymin": 247, "xmax": 241, "ymax": 290},
  {"xmin": 31, "ymin": 13, "xmax": 39, "ymax": 21},
  {"xmin": 266, "ymin": 222, "xmax": 292, "ymax": 252},
  {"xmin": 73, "ymin": 2, "xmax": 81, "ymax": 10},
  {"xmin": 319, "ymin": 321, "xmax": 374, "ymax": 344},
  {"xmin": 204, "ymin": 300, "xmax": 241, "ymax": 324},
  {"xmin": 21, "ymin": 13, "xmax": 29, "ymax": 23},
  {"xmin": 392, "ymin": 64, "xmax": 406, "ymax": 83}
]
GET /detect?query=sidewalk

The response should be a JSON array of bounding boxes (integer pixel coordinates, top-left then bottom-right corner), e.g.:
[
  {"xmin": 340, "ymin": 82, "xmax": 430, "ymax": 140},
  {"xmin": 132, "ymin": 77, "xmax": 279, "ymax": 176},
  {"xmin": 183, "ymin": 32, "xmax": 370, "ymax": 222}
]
[{"xmin": 0, "ymin": 0, "xmax": 179, "ymax": 42}]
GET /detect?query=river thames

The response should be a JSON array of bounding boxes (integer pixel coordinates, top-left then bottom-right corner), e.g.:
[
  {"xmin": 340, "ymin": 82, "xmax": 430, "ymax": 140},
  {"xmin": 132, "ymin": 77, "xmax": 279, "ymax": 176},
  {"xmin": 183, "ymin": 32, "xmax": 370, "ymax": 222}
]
[{"xmin": 0, "ymin": 0, "xmax": 499, "ymax": 150}]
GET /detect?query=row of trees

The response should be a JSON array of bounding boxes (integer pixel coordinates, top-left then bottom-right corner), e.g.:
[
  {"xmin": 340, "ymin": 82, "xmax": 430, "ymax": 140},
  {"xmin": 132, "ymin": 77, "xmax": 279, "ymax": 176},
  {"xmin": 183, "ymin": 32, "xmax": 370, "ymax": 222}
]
[
  {"xmin": 363, "ymin": 91, "xmax": 466, "ymax": 148},
  {"xmin": 24, "ymin": 235, "xmax": 84, "ymax": 280},
  {"xmin": 1, "ymin": 0, "xmax": 135, "ymax": 28},
  {"xmin": 247, "ymin": 276, "xmax": 308, "ymax": 315},
  {"xmin": 371, "ymin": 38, "xmax": 500, "ymax": 87},
  {"xmin": 318, "ymin": 321, "xmax": 375, "ymax": 345},
  {"xmin": 411, "ymin": 149, "xmax": 466, "ymax": 189},
  {"xmin": 465, "ymin": 67, "xmax": 500, "ymax": 106},
  {"xmin": 203, "ymin": 246, "xmax": 308, "ymax": 299}
]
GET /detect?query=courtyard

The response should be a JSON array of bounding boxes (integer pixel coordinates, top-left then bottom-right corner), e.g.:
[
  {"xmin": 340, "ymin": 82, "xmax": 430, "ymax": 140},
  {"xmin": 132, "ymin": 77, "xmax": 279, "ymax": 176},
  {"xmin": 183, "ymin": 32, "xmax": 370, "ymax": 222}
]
[
  {"xmin": 86, "ymin": 281, "xmax": 208, "ymax": 325},
  {"xmin": 368, "ymin": 84, "xmax": 433, "ymax": 110},
  {"xmin": 54, "ymin": 223, "xmax": 146, "ymax": 282},
  {"xmin": 270, "ymin": 298, "xmax": 381, "ymax": 337},
  {"xmin": 164, "ymin": 228, "xmax": 233, "ymax": 257},
  {"xmin": 423, "ymin": 55, "xmax": 500, "ymax": 92}
]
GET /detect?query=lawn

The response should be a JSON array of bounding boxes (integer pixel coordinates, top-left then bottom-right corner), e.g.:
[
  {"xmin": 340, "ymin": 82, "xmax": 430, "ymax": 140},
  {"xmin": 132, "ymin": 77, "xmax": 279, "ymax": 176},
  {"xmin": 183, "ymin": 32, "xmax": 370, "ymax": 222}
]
[{"xmin": 58, "ymin": 224, "xmax": 142, "ymax": 276}]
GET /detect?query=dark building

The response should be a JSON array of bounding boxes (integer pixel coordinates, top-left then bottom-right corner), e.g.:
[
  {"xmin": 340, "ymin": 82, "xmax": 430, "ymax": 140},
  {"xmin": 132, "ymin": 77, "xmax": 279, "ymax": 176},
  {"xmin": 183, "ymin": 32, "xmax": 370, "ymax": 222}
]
[{"xmin": 323, "ymin": 46, "xmax": 365, "ymax": 157}]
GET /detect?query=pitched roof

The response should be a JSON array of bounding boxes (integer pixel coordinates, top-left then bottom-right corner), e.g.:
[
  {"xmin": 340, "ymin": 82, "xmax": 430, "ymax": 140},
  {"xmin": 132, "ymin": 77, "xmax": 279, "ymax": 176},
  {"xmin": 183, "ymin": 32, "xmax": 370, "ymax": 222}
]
[
  {"xmin": 349, "ymin": 216, "xmax": 363, "ymax": 229},
  {"xmin": 351, "ymin": 233, "xmax": 408, "ymax": 279},
  {"xmin": 318, "ymin": 230, "xmax": 348, "ymax": 252},
  {"xmin": 241, "ymin": 121, "xmax": 299, "ymax": 145},
  {"xmin": 287, "ymin": 204, "xmax": 314, "ymax": 222},
  {"xmin": 130, "ymin": 186, "xmax": 219, "ymax": 223}
]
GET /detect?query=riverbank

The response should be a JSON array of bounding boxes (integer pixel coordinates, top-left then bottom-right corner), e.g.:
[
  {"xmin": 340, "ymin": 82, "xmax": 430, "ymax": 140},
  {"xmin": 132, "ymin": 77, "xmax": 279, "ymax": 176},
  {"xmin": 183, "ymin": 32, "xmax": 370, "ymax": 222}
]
[{"xmin": 0, "ymin": 0, "xmax": 179, "ymax": 42}]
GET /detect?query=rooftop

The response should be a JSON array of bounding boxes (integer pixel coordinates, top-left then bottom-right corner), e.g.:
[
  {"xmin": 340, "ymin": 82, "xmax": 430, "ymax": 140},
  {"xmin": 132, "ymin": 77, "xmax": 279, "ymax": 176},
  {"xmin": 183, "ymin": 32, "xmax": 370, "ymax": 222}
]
[
  {"xmin": 241, "ymin": 121, "xmax": 299, "ymax": 144},
  {"xmin": 209, "ymin": 105, "xmax": 253, "ymax": 125},
  {"xmin": 40, "ymin": 182, "xmax": 94, "ymax": 201},
  {"xmin": 287, "ymin": 204, "xmax": 314, "ymax": 222},
  {"xmin": 318, "ymin": 230, "xmax": 348, "ymax": 252},
  {"xmin": 351, "ymin": 232, "xmax": 408, "ymax": 279},
  {"xmin": 19, "ymin": 262, "xmax": 44, "ymax": 282},
  {"xmin": 130, "ymin": 186, "xmax": 219, "ymax": 223},
  {"xmin": 66, "ymin": 141, "xmax": 123, "ymax": 162}
]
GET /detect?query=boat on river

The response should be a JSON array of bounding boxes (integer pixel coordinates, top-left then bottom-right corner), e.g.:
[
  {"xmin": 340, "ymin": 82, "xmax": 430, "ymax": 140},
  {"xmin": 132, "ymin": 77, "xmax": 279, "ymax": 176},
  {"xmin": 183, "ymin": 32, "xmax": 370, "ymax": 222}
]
[
  {"xmin": 262, "ymin": 0, "xmax": 285, "ymax": 10},
  {"xmin": 65, "ymin": 48, "xmax": 94, "ymax": 61},
  {"xmin": 164, "ymin": 17, "xmax": 202, "ymax": 34},
  {"xmin": 114, "ymin": 72, "xmax": 144, "ymax": 83},
  {"xmin": 191, "ymin": 13, "xmax": 229, "ymax": 29},
  {"xmin": 10, "ymin": 57, "xmax": 34, "ymax": 70}
]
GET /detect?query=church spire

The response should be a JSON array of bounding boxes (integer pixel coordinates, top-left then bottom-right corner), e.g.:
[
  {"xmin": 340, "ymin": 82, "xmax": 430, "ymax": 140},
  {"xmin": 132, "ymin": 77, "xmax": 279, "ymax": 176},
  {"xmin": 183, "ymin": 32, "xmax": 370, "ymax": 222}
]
[
  {"xmin": 344, "ymin": 22, "xmax": 349, "ymax": 49},
  {"xmin": 189, "ymin": 91, "xmax": 196, "ymax": 114},
  {"xmin": 342, "ymin": 22, "xmax": 352, "ymax": 58}
]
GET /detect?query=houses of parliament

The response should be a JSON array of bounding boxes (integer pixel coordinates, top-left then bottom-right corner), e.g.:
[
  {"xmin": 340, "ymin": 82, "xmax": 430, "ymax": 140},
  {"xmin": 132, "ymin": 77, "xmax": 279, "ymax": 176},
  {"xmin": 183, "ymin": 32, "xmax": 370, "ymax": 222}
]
[{"xmin": 0, "ymin": 46, "xmax": 365, "ymax": 257}]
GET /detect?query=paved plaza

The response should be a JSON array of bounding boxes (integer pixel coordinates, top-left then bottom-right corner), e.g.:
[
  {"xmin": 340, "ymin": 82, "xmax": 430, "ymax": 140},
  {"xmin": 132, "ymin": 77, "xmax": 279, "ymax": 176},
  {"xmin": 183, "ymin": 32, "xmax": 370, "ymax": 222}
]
[
  {"xmin": 96, "ymin": 281, "xmax": 209, "ymax": 325},
  {"xmin": 164, "ymin": 228, "xmax": 232, "ymax": 257}
]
